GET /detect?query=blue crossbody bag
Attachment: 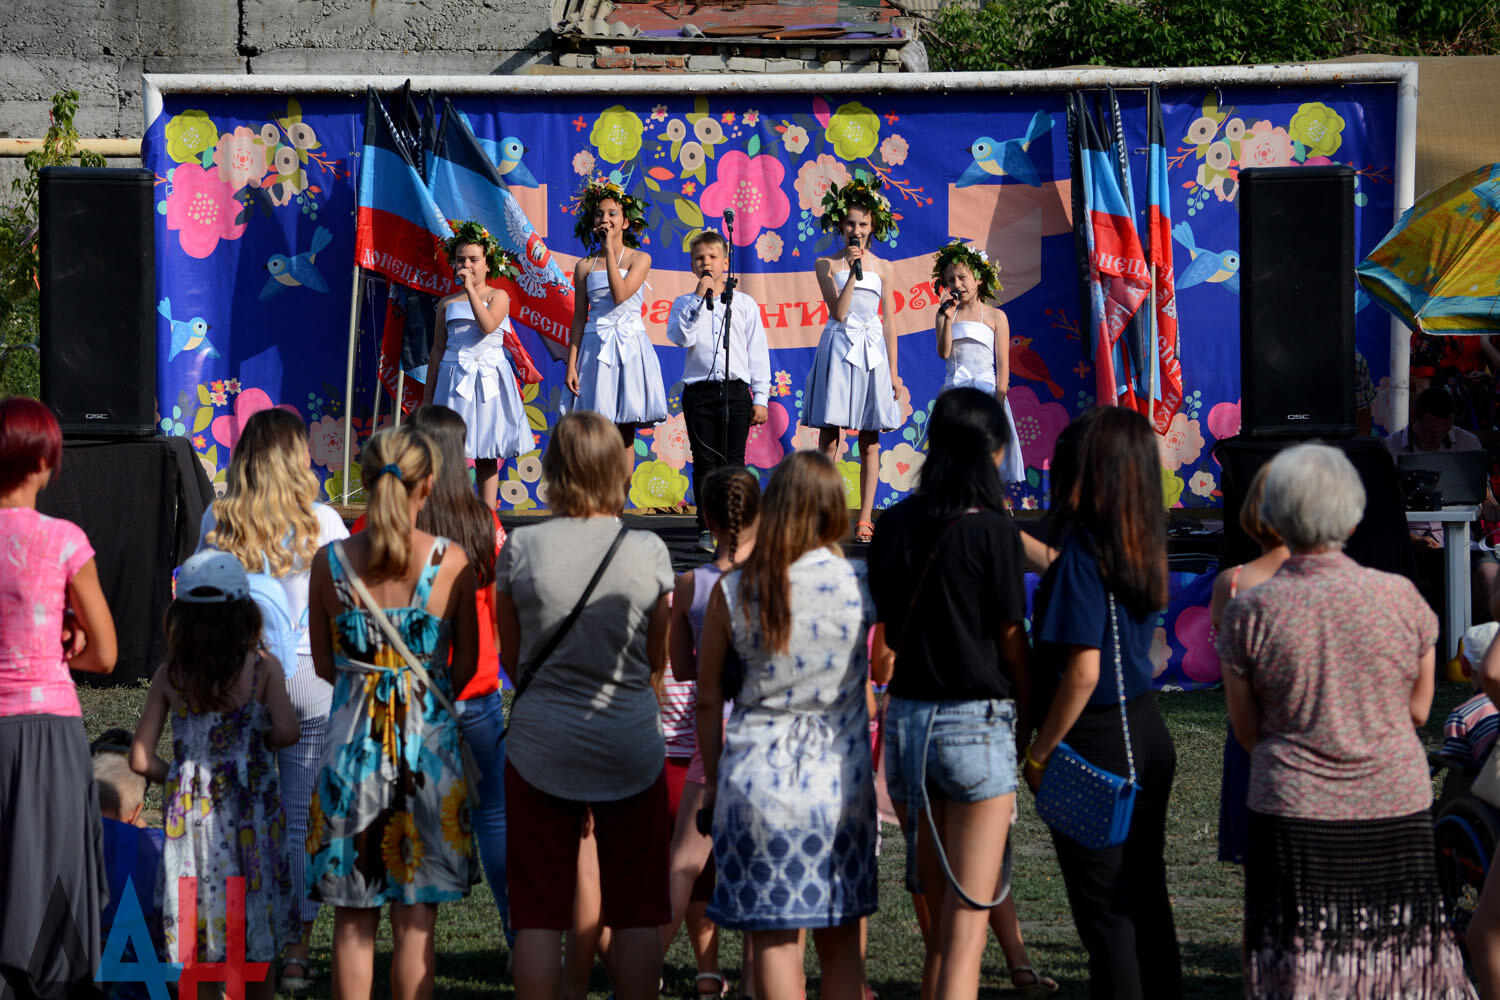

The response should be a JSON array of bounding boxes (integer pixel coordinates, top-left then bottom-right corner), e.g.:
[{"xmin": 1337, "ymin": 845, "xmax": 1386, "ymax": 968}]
[{"xmin": 1034, "ymin": 592, "xmax": 1138, "ymax": 850}]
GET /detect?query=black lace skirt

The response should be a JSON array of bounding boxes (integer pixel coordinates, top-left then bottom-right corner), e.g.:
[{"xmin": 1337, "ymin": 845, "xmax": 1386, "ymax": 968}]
[{"xmin": 1244, "ymin": 809, "xmax": 1475, "ymax": 999}]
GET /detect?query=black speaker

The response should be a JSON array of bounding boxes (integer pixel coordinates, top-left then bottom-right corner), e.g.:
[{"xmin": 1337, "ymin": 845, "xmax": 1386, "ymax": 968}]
[
  {"xmin": 40, "ymin": 166, "xmax": 156, "ymax": 437},
  {"xmin": 1239, "ymin": 165, "xmax": 1356, "ymax": 439}
]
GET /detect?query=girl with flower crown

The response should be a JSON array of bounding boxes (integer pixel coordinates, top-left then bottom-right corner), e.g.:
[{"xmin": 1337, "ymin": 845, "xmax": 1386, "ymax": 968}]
[
  {"xmin": 803, "ymin": 177, "xmax": 902, "ymax": 543},
  {"xmin": 565, "ymin": 180, "xmax": 668, "ymax": 452},
  {"xmin": 933, "ymin": 241, "xmax": 1025, "ymax": 484},
  {"xmin": 424, "ymin": 221, "xmax": 533, "ymax": 511}
]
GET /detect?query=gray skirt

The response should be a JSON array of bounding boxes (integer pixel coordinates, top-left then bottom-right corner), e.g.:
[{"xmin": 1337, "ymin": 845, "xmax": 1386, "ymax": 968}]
[{"xmin": 0, "ymin": 714, "xmax": 107, "ymax": 1000}]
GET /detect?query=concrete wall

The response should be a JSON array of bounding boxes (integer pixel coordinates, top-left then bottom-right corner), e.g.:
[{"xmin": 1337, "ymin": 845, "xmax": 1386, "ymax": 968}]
[{"xmin": 0, "ymin": 0, "xmax": 554, "ymax": 186}]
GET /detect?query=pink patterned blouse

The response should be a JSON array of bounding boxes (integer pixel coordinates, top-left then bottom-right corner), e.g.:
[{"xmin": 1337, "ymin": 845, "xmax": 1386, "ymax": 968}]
[
  {"xmin": 1215, "ymin": 551, "xmax": 1438, "ymax": 821},
  {"xmin": 0, "ymin": 508, "xmax": 95, "ymax": 717}
]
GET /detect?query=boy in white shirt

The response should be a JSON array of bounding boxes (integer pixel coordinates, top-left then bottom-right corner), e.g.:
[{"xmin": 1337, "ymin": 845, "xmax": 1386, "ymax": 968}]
[{"xmin": 666, "ymin": 231, "xmax": 771, "ymax": 551}]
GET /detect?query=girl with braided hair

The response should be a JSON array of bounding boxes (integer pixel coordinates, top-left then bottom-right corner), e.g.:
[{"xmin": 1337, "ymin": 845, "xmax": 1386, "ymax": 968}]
[
  {"xmin": 662, "ymin": 466, "xmax": 761, "ymax": 999},
  {"xmin": 803, "ymin": 178, "xmax": 902, "ymax": 543},
  {"xmin": 932, "ymin": 241, "xmax": 1025, "ymax": 484},
  {"xmin": 424, "ymin": 221, "xmax": 533, "ymax": 510}
]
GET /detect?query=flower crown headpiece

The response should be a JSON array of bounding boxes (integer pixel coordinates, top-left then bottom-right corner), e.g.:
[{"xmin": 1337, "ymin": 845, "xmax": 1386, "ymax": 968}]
[
  {"xmin": 820, "ymin": 175, "xmax": 898, "ymax": 241},
  {"xmin": 445, "ymin": 220, "xmax": 519, "ymax": 280},
  {"xmin": 572, "ymin": 178, "xmax": 649, "ymax": 251},
  {"xmin": 931, "ymin": 240, "xmax": 1002, "ymax": 301}
]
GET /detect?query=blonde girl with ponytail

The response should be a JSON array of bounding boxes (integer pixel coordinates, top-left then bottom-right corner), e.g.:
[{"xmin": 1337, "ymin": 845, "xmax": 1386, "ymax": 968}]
[
  {"xmin": 305, "ymin": 426, "xmax": 481, "ymax": 1000},
  {"xmin": 193, "ymin": 406, "xmax": 349, "ymax": 987}
]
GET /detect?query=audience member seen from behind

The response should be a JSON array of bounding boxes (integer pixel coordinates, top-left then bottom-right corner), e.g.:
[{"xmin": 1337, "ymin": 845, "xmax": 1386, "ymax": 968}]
[
  {"xmin": 496, "ymin": 410, "xmax": 673, "ymax": 1000},
  {"xmin": 661, "ymin": 466, "xmax": 762, "ymax": 999},
  {"xmin": 1216, "ymin": 443, "xmax": 1474, "ymax": 999},
  {"xmin": 1459, "ymin": 635, "xmax": 1500, "ymax": 996},
  {"xmin": 93, "ymin": 744, "xmax": 165, "ymax": 1000},
  {"xmin": 868, "ymin": 387, "xmax": 1053, "ymax": 999},
  {"xmin": 305, "ymin": 427, "xmax": 481, "ymax": 1000},
  {"xmin": 0, "ymin": 396, "xmax": 117, "ymax": 1000},
  {"xmin": 129, "ymin": 550, "xmax": 301, "ymax": 1000},
  {"xmin": 195, "ymin": 405, "xmax": 348, "ymax": 990},
  {"xmin": 1208, "ymin": 464, "xmax": 1290, "ymax": 867},
  {"xmin": 1023, "ymin": 406, "xmax": 1180, "ymax": 1000},
  {"xmin": 696, "ymin": 451, "xmax": 878, "ymax": 1000}
]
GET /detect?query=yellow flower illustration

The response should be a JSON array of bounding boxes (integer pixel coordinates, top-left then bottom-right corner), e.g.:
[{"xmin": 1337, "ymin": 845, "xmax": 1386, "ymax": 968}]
[
  {"xmin": 629, "ymin": 459, "xmax": 690, "ymax": 509},
  {"xmin": 825, "ymin": 102, "xmax": 881, "ymax": 161},
  {"xmin": 306, "ymin": 793, "xmax": 326, "ymax": 855},
  {"xmin": 441, "ymin": 783, "xmax": 472, "ymax": 851},
  {"xmin": 590, "ymin": 106, "xmax": 645, "ymax": 164},
  {"xmin": 836, "ymin": 460, "xmax": 861, "ymax": 508},
  {"xmin": 380, "ymin": 812, "xmax": 426, "ymax": 885},
  {"xmin": 1161, "ymin": 464, "xmax": 1185, "ymax": 509},
  {"xmin": 1288, "ymin": 102, "xmax": 1345, "ymax": 158},
  {"xmin": 165, "ymin": 110, "xmax": 219, "ymax": 164}
]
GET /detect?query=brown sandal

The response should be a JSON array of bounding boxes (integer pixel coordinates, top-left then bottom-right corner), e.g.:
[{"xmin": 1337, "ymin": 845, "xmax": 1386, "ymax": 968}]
[{"xmin": 854, "ymin": 519, "xmax": 875, "ymax": 542}]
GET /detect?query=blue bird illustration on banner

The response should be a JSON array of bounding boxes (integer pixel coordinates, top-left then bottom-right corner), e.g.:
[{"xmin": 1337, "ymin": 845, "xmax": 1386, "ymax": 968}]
[
  {"xmin": 956, "ymin": 110, "xmax": 1055, "ymax": 188},
  {"xmin": 1172, "ymin": 222, "xmax": 1240, "ymax": 294},
  {"xmin": 260, "ymin": 226, "xmax": 332, "ymax": 300},
  {"xmin": 495, "ymin": 137, "xmax": 538, "ymax": 187},
  {"xmin": 158, "ymin": 298, "xmax": 218, "ymax": 360}
]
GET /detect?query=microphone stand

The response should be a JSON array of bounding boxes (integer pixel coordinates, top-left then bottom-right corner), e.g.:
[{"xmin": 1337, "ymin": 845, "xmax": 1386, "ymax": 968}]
[{"xmin": 719, "ymin": 211, "xmax": 737, "ymax": 472}]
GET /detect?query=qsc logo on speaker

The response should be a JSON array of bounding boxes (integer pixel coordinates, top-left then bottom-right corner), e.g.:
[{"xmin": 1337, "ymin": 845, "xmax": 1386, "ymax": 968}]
[{"xmin": 85, "ymin": 412, "xmax": 110, "ymax": 420}]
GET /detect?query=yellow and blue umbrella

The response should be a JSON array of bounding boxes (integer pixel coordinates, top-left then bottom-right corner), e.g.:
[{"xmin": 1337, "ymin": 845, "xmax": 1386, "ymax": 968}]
[{"xmin": 1357, "ymin": 162, "xmax": 1500, "ymax": 336}]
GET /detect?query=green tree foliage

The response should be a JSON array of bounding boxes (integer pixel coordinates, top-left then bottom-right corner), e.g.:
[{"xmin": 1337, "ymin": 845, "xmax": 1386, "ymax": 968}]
[
  {"xmin": 0, "ymin": 91, "xmax": 106, "ymax": 399},
  {"xmin": 924, "ymin": 0, "xmax": 1498, "ymax": 72}
]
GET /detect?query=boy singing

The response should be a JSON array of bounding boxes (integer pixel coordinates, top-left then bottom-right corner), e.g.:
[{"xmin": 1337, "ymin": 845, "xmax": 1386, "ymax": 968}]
[{"xmin": 666, "ymin": 230, "xmax": 771, "ymax": 551}]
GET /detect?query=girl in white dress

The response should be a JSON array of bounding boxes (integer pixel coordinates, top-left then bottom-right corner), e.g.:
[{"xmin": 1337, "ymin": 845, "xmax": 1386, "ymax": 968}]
[
  {"xmin": 425, "ymin": 220, "xmax": 533, "ymax": 509},
  {"xmin": 803, "ymin": 178, "xmax": 902, "ymax": 543},
  {"xmin": 566, "ymin": 179, "xmax": 668, "ymax": 452},
  {"xmin": 933, "ymin": 241, "xmax": 1026, "ymax": 484}
]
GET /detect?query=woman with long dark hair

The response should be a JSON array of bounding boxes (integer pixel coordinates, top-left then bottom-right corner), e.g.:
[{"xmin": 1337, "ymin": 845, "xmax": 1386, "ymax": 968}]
[
  {"xmin": 696, "ymin": 451, "xmax": 877, "ymax": 1000},
  {"xmin": 867, "ymin": 387, "xmax": 1044, "ymax": 1000},
  {"xmin": 1022, "ymin": 406, "xmax": 1180, "ymax": 1000}
]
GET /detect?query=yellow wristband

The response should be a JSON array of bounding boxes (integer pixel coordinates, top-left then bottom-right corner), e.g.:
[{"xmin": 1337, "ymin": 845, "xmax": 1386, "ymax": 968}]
[{"xmin": 1025, "ymin": 747, "xmax": 1047, "ymax": 771}]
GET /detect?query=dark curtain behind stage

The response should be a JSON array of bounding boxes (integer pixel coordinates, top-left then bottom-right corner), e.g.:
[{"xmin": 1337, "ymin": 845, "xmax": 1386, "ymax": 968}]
[{"xmin": 37, "ymin": 436, "xmax": 215, "ymax": 685}]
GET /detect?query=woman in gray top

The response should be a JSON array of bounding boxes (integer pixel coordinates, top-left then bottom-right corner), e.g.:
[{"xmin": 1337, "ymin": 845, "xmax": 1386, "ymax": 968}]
[{"xmin": 497, "ymin": 410, "xmax": 674, "ymax": 1000}]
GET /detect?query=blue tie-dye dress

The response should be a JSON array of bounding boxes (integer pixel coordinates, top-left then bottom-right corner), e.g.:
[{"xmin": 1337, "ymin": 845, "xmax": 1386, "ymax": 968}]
[{"xmin": 708, "ymin": 547, "xmax": 879, "ymax": 931}]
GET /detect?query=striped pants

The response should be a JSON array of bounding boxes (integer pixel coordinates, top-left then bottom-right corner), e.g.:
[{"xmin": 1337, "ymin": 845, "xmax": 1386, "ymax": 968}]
[{"xmin": 278, "ymin": 653, "xmax": 333, "ymax": 926}]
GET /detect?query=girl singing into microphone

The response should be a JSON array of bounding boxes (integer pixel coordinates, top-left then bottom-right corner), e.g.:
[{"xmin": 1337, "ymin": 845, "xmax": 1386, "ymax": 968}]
[
  {"xmin": 803, "ymin": 177, "xmax": 901, "ymax": 543},
  {"xmin": 566, "ymin": 179, "xmax": 668, "ymax": 456}
]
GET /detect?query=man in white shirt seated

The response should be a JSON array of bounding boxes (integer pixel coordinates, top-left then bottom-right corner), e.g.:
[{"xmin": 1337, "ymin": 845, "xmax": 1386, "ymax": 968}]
[{"xmin": 666, "ymin": 231, "xmax": 771, "ymax": 552}]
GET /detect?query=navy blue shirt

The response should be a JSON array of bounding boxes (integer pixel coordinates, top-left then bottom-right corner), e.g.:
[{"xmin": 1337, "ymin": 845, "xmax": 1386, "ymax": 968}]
[{"xmin": 1034, "ymin": 534, "xmax": 1157, "ymax": 707}]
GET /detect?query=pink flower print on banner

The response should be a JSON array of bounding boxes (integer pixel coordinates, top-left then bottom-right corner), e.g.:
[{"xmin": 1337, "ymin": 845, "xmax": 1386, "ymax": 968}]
[
  {"xmin": 1007, "ymin": 385, "xmax": 1070, "ymax": 470},
  {"xmin": 307, "ymin": 414, "xmax": 351, "ymax": 470},
  {"xmin": 700, "ymin": 151, "xmax": 791, "ymax": 247},
  {"xmin": 755, "ymin": 232, "xmax": 784, "ymax": 262},
  {"xmin": 1241, "ymin": 121, "xmax": 1295, "ymax": 169},
  {"xmin": 793, "ymin": 420, "xmax": 849, "ymax": 459},
  {"xmin": 1158, "ymin": 412, "xmax": 1205, "ymax": 471},
  {"xmin": 572, "ymin": 150, "xmax": 596, "ymax": 176},
  {"xmin": 795, "ymin": 154, "xmax": 851, "ymax": 216},
  {"xmin": 651, "ymin": 412, "xmax": 694, "ymax": 470},
  {"xmin": 1175, "ymin": 604, "xmax": 1220, "ymax": 683},
  {"xmin": 166, "ymin": 163, "xmax": 247, "ymax": 259},
  {"xmin": 879, "ymin": 134, "xmax": 909, "ymax": 166},
  {"xmin": 214, "ymin": 126, "xmax": 268, "ymax": 193},
  {"xmin": 745, "ymin": 401, "xmax": 790, "ymax": 468},
  {"xmin": 212, "ymin": 388, "xmax": 298, "ymax": 453},
  {"xmin": 1207, "ymin": 399, "xmax": 1241, "ymax": 443},
  {"xmin": 782, "ymin": 125, "xmax": 810, "ymax": 155},
  {"xmin": 1149, "ymin": 626, "xmax": 1171, "ymax": 678}
]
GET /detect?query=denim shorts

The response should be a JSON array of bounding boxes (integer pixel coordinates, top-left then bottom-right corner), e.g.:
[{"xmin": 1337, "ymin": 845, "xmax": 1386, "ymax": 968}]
[{"xmin": 884, "ymin": 697, "xmax": 1018, "ymax": 805}]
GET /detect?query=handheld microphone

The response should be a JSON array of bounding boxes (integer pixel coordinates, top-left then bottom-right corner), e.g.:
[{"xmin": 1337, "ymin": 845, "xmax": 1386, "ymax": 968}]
[
  {"xmin": 703, "ymin": 287, "xmax": 715, "ymax": 312},
  {"xmin": 848, "ymin": 234, "xmax": 863, "ymax": 282}
]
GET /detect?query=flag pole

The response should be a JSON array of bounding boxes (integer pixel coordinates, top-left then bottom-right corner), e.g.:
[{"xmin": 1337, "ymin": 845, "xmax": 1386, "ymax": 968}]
[
  {"xmin": 1148, "ymin": 263, "xmax": 1158, "ymax": 431},
  {"xmin": 340, "ymin": 264, "xmax": 365, "ymax": 506},
  {"xmin": 394, "ymin": 367, "xmax": 406, "ymax": 426}
]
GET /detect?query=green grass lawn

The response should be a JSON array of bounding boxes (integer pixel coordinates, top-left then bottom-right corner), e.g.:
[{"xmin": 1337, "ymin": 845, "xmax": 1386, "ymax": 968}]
[{"xmin": 79, "ymin": 682, "xmax": 1469, "ymax": 999}]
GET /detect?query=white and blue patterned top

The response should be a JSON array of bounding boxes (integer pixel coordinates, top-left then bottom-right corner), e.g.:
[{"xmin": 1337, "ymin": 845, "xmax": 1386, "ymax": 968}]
[{"xmin": 708, "ymin": 547, "xmax": 879, "ymax": 930}]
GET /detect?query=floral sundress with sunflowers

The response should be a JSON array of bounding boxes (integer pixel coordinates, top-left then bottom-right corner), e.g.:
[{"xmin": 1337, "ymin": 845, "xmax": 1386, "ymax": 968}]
[
  {"xmin": 161, "ymin": 654, "xmax": 299, "ymax": 961},
  {"xmin": 306, "ymin": 538, "xmax": 479, "ymax": 907}
]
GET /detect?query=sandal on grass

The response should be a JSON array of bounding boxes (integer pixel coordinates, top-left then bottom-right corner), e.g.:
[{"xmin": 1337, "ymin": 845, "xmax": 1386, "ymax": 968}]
[
  {"xmin": 695, "ymin": 972, "xmax": 729, "ymax": 997},
  {"xmin": 279, "ymin": 956, "xmax": 318, "ymax": 993},
  {"xmin": 1010, "ymin": 965, "xmax": 1060, "ymax": 997},
  {"xmin": 854, "ymin": 519, "xmax": 875, "ymax": 543}
]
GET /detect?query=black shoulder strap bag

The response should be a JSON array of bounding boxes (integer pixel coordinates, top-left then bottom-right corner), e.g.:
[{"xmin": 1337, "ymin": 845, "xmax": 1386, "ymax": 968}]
[{"xmin": 501, "ymin": 524, "xmax": 630, "ymax": 739}]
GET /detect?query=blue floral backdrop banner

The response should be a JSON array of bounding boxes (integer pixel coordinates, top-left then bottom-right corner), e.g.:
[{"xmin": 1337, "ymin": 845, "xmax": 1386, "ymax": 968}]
[{"xmin": 143, "ymin": 80, "xmax": 1400, "ymax": 689}]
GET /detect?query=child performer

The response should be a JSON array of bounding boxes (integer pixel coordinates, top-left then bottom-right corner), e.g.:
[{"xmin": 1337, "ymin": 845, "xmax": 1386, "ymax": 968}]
[
  {"xmin": 566, "ymin": 179, "xmax": 668, "ymax": 455},
  {"xmin": 803, "ymin": 177, "xmax": 902, "ymax": 543},
  {"xmin": 933, "ymin": 240, "xmax": 1025, "ymax": 484},
  {"xmin": 666, "ymin": 230, "xmax": 771, "ymax": 552},
  {"xmin": 424, "ymin": 220, "xmax": 534, "ymax": 510}
]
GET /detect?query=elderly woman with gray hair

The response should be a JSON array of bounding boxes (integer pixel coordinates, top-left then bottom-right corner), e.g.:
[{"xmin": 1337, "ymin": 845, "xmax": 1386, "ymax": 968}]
[{"xmin": 1215, "ymin": 443, "xmax": 1473, "ymax": 999}]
